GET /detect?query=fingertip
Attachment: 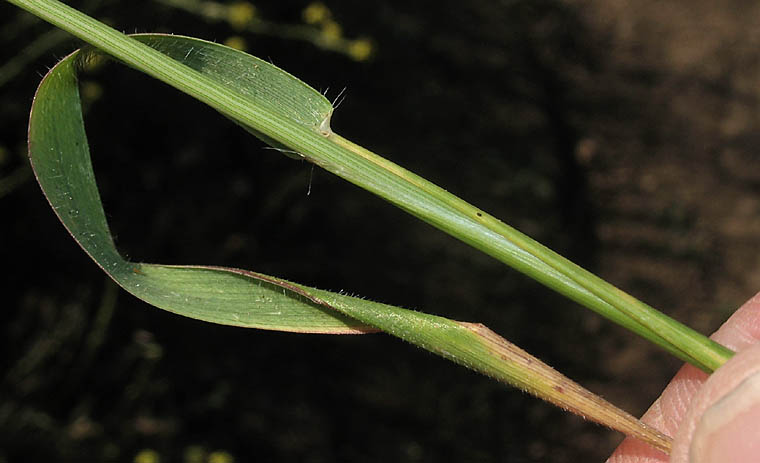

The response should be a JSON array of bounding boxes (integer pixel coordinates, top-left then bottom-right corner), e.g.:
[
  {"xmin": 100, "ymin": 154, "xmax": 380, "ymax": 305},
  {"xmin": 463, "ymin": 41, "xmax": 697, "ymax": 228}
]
[
  {"xmin": 671, "ymin": 343, "xmax": 760, "ymax": 463},
  {"xmin": 606, "ymin": 436, "xmax": 669, "ymax": 463},
  {"xmin": 690, "ymin": 374, "xmax": 760, "ymax": 463},
  {"xmin": 607, "ymin": 292, "xmax": 760, "ymax": 462},
  {"xmin": 710, "ymin": 291, "xmax": 760, "ymax": 350}
]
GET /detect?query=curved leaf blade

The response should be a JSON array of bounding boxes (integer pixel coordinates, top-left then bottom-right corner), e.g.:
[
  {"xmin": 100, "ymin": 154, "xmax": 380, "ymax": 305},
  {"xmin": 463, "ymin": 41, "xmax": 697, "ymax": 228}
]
[
  {"xmin": 25, "ymin": 32, "xmax": 673, "ymax": 452},
  {"xmin": 128, "ymin": 34, "xmax": 333, "ymax": 150},
  {"xmin": 29, "ymin": 48, "xmax": 369, "ymax": 334}
]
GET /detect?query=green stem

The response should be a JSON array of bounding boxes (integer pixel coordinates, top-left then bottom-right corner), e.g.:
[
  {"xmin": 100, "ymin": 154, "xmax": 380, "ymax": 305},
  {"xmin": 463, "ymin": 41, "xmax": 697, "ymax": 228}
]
[{"xmin": 313, "ymin": 134, "xmax": 733, "ymax": 371}]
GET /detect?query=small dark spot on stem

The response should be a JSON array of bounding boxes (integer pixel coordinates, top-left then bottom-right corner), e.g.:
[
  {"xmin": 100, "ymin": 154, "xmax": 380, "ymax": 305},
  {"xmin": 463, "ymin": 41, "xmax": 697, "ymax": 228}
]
[
  {"xmin": 554, "ymin": 385, "xmax": 564, "ymax": 393},
  {"xmin": 476, "ymin": 212, "xmax": 483, "ymax": 217}
]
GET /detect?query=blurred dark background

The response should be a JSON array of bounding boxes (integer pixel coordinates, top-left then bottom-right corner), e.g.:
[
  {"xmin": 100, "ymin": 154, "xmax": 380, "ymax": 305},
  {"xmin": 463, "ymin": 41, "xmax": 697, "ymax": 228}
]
[{"xmin": 3, "ymin": 0, "xmax": 760, "ymax": 462}]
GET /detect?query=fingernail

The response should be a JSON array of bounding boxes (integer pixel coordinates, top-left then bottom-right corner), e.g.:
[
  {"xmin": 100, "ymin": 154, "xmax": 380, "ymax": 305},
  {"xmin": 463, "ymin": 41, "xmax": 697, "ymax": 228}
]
[{"xmin": 690, "ymin": 370, "xmax": 760, "ymax": 463}]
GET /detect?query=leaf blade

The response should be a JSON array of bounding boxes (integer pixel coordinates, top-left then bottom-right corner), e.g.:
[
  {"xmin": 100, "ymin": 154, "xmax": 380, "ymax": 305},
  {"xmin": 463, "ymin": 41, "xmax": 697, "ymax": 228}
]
[
  {"xmin": 28, "ymin": 48, "xmax": 371, "ymax": 334},
  {"xmin": 24, "ymin": 28, "xmax": 672, "ymax": 452}
]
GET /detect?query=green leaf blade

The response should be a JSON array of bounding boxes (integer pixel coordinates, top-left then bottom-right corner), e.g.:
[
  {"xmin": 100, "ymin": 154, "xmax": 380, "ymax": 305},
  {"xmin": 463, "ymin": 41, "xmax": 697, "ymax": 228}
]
[
  {"xmin": 131, "ymin": 265, "xmax": 373, "ymax": 333},
  {"xmin": 21, "ymin": 22, "xmax": 672, "ymax": 450},
  {"xmin": 28, "ymin": 47, "xmax": 370, "ymax": 335},
  {"xmin": 129, "ymin": 34, "xmax": 333, "ymax": 144}
]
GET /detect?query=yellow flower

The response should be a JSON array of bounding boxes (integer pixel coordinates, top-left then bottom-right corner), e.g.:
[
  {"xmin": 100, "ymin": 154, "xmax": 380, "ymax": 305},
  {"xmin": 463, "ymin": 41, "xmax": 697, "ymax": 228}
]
[
  {"xmin": 208, "ymin": 451, "xmax": 235, "ymax": 463},
  {"xmin": 227, "ymin": 2, "xmax": 256, "ymax": 30},
  {"xmin": 223, "ymin": 36, "xmax": 247, "ymax": 51},
  {"xmin": 302, "ymin": 2, "xmax": 330, "ymax": 24},
  {"xmin": 320, "ymin": 19, "xmax": 342, "ymax": 44},
  {"xmin": 134, "ymin": 449, "xmax": 160, "ymax": 463},
  {"xmin": 348, "ymin": 38, "xmax": 373, "ymax": 61}
]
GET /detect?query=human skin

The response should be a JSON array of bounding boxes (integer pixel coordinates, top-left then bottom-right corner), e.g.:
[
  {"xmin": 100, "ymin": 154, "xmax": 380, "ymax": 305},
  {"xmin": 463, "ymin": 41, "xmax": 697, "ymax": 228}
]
[{"xmin": 608, "ymin": 292, "xmax": 760, "ymax": 462}]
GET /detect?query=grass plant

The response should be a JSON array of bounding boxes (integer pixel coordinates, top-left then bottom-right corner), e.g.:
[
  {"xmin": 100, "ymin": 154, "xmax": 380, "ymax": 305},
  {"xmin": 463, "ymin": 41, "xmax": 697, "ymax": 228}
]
[{"xmin": 5, "ymin": 0, "xmax": 737, "ymax": 455}]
